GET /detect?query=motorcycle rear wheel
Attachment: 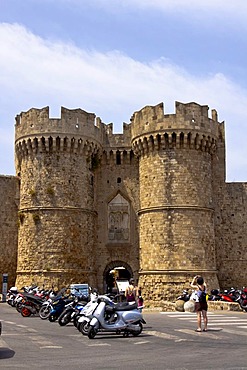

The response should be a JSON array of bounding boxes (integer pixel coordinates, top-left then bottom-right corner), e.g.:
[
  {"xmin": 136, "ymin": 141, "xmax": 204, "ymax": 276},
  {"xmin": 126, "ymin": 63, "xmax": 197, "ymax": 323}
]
[
  {"xmin": 39, "ymin": 305, "xmax": 52, "ymax": 320},
  {"xmin": 8, "ymin": 299, "xmax": 14, "ymax": 307},
  {"xmin": 21, "ymin": 307, "xmax": 32, "ymax": 317},
  {"xmin": 131, "ymin": 322, "xmax": 143, "ymax": 337},
  {"xmin": 88, "ymin": 325, "xmax": 98, "ymax": 339}
]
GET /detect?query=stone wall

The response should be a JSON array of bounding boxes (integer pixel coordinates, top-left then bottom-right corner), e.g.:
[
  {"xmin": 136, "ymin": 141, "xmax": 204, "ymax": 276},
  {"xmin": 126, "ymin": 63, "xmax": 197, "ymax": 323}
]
[
  {"xmin": 0, "ymin": 175, "xmax": 19, "ymax": 288},
  {"xmin": 215, "ymin": 182, "xmax": 247, "ymax": 289}
]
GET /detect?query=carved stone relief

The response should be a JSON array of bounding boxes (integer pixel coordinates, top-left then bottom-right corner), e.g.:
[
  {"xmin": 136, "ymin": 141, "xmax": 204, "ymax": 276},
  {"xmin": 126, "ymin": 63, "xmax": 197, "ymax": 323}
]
[{"xmin": 108, "ymin": 194, "xmax": 130, "ymax": 242}]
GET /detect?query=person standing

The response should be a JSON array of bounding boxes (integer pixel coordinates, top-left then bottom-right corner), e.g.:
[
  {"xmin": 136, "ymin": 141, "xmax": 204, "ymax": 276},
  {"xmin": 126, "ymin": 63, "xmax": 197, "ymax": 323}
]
[
  {"xmin": 137, "ymin": 286, "xmax": 144, "ymax": 312},
  {"xmin": 125, "ymin": 278, "xmax": 137, "ymax": 303},
  {"xmin": 191, "ymin": 275, "xmax": 208, "ymax": 332},
  {"xmin": 106, "ymin": 271, "xmax": 115, "ymax": 294}
]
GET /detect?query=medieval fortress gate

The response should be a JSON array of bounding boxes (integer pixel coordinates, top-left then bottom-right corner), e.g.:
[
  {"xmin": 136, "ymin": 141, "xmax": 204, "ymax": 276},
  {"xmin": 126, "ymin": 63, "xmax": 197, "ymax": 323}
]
[{"xmin": 1, "ymin": 101, "xmax": 246, "ymax": 306}]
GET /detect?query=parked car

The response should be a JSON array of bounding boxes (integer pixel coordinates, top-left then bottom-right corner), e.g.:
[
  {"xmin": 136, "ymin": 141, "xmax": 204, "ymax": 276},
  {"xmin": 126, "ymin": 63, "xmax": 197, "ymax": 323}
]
[{"xmin": 70, "ymin": 284, "xmax": 90, "ymax": 300}]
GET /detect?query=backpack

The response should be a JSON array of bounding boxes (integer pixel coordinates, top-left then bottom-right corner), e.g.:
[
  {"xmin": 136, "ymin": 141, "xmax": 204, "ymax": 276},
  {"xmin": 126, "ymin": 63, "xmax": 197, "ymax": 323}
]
[{"xmin": 197, "ymin": 288, "xmax": 207, "ymax": 303}]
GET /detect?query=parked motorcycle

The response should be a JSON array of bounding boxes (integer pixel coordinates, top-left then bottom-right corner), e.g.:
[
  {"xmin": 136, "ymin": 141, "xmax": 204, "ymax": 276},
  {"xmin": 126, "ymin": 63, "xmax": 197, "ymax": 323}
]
[
  {"xmin": 20, "ymin": 294, "xmax": 46, "ymax": 317},
  {"xmin": 15, "ymin": 286, "xmax": 55, "ymax": 317},
  {"xmin": 233, "ymin": 288, "xmax": 247, "ymax": 312},
  {"xmin": 15, "ymin": 293, "xmax": 28, "ymax": 312},
  {"xmin": 87, "ymin": 296, "xmax": 146, "ymax": 339},
  {"xmin": 208, "ymin": 289, "xmax": 222, "ymax": 301},
  {"xmin": 8, "ymin": 285, "xmax": 37, "ymax": 309},
  {"xmin": 6, "ymin": 287, "xmax": 19, "ymax": 307},
  {"xmin": 220, "ymin": 288, "xmax": 239, "ymax": 302},
  {"xmin": 39, "ymin": 290, "xmax": 57, "ymax": 319},
  {"xmin": 48, "ymin": 288, "xmax": 73, "ymax": 322},
  {"xmin": 209, "ymin": 287, "xmax": 247, "ymax": 312},
  {"xmin": 176, "ymin": 289, "xmax": 191, "ymax": 302},
  {"xmin": 58, "ymin": 297, "xmax": 87, "ymax": 326}
]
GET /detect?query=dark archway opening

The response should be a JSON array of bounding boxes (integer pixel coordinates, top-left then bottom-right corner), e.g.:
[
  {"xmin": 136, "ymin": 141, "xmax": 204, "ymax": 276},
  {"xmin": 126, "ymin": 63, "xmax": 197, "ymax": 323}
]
[{"xmin": 103, "ymin": 261, "xmax": 133, "ymax": 295}]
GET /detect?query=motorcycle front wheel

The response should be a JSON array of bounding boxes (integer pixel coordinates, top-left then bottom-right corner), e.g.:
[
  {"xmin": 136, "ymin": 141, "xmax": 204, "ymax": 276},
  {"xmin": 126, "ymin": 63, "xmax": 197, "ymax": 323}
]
[
  {"xmin": 73, "ymin": 314, "xmax": 80, "ymax": 327},
  {"xmin": 39, "ymin": 305, "xmax": 52, "ymax": 320},
  {"xmin": 49, "ymin": 314, "xmax": 57, "ymax": 322},
  {"xmin": 88, "ymin": 325, "xmax": 98, "ymax": 339},
  {"xmin": 240, "ymin": 304, "xmax": 247, "ymax": 312},
  {"xmin": 58, "ymin": 311, "xmax": 72, "ymax": 326},
  {"xmin": 16, "ymin": 301, "xmax": 24, "ymax": 313},
  {"xmin": 79, "ymin": 320, "xmax": 90, "ymax": 335}
]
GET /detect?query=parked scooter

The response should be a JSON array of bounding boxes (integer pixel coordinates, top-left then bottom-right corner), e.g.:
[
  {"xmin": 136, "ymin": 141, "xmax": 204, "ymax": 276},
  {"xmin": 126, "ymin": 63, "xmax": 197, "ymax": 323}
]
[
  {"xmin": 76, "ymin": 292, "xmax": 101, "ymax": 334},
  {"xmin": 87, "ymin": 296, "xmax": 146, "ymax": 339}
]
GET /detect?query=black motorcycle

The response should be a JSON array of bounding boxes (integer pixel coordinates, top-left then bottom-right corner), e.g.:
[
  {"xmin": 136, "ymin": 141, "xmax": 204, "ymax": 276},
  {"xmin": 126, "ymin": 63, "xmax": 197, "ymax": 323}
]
[
  {"xmin": 176, "ymin": 289, "xmax": 191, "ymax": 302},
  {"xmin": 58, "ymin": 297, "xmax": 87, "ymax": 326}
]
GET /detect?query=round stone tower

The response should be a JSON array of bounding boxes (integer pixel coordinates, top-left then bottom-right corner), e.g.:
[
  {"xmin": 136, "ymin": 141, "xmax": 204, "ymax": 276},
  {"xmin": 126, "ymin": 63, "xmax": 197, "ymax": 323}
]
[
  {"xmin": 131, "ymin": 102, "xmax": 220, "ymax": 305},
  {"xmin": 15, "ymin": 106, "xmax": 103, "ymax": 289}
]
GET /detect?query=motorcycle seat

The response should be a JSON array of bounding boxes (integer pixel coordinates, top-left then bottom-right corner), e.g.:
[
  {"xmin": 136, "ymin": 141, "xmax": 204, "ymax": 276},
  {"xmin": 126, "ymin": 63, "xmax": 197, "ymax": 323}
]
[
  {"xmin": 114, "ymin": 302, "xmax": 138, "ymax": 311},
  {"xmin": 23, "ymin": 294, "xmax": 44, "ymax": 304}
]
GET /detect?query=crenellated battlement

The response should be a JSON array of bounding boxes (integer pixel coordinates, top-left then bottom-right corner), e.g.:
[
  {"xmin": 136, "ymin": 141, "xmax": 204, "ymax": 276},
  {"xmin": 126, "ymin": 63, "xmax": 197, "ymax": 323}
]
[
  {"xmin": 15, "ymin": 106, "xmax": 106, "ymax": 144},
  {"xmin": 130, "ymin": 101, "xmax": 222, "ymax": 141},
  {"xmin": 132, "ymin": 131, "xmax": 217, "ymax": 157},
  {"xmin": 15, "ymin": 135, "xmax": 101, "ymax": 163}
]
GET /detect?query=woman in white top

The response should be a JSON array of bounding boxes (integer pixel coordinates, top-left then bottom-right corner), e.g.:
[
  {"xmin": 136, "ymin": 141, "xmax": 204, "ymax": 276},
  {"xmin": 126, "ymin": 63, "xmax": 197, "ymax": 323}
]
[{"xmin": 191, "ymin": 275, "xmax": 208, "ymax": 332}]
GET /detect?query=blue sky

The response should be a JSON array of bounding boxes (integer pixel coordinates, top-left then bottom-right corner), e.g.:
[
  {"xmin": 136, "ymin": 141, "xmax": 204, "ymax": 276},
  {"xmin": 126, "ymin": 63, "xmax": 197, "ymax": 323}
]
[{"xmin": 0, "ymin": 0, "xmax": 247, "ymax": 181}]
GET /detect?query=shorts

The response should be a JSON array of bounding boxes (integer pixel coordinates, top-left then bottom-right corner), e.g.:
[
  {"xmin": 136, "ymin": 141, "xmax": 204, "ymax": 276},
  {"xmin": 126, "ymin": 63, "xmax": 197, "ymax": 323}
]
[{"xmin": 195, "ymin": 302, "xmax": 208, "ymax": 312}]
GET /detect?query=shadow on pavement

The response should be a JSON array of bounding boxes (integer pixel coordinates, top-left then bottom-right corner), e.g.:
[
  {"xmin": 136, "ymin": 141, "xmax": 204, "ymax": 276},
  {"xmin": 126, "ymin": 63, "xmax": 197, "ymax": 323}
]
[{"xmin": 0, "ymin": 347, "xmax": 15, "ymax": 359}]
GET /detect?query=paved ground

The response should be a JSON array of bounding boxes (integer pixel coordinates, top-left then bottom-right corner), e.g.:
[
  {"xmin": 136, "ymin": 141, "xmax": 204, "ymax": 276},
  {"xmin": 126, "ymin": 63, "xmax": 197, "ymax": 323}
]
[{"xmin": 1, "ymin": 303, "xmax": 247, "ymax": 369}]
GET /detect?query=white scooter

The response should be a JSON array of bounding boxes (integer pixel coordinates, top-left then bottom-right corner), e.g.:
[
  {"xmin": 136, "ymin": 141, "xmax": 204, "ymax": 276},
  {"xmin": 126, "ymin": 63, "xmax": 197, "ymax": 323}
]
[
  {"xmin": 87, "ymin": 296, "xmax": 146, "ymax": 339},
  {"xmin": 77, "ymin": 292, "xmax": 108, "ymax": 335}
]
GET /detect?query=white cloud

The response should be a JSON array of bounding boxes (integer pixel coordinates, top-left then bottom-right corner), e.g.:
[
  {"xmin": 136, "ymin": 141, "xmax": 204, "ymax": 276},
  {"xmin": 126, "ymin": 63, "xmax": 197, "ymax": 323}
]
[{"xmin": 0, "ymin": 23, "xmax": 247, "ymax": 181}]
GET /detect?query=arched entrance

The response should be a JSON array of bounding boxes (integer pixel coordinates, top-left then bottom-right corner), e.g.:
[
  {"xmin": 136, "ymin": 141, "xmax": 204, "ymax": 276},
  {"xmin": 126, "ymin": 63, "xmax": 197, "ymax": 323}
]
[{"xmin": 103, "ymin": 260, "xmax": 133, "ymax": 294}]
